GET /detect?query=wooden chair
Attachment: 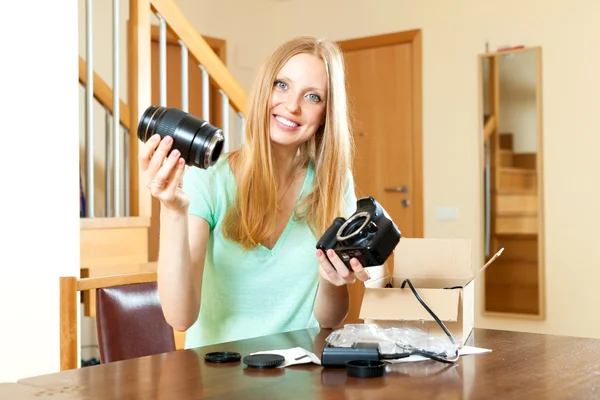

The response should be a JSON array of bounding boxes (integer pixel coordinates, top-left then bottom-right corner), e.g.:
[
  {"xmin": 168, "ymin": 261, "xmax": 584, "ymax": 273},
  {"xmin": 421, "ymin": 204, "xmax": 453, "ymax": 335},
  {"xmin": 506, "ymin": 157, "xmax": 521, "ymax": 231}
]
[{"xmin": 60, "ymin": 271, "xmax": 176, "ymax": 371}]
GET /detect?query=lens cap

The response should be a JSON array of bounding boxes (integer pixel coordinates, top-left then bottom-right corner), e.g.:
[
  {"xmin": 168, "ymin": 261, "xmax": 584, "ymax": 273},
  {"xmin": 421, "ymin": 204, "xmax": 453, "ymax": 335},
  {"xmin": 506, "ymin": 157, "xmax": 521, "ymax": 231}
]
[
  {"xmin": 243, "ymin": 354, "xmax": 286, "ymax": 369},
  {"xmin": 204, "ymin": 351, "xmax": 241, "ymax": 363},
  {"xmin": 346, "ymin": 360, "xmax": 386, "ymax": 378}
]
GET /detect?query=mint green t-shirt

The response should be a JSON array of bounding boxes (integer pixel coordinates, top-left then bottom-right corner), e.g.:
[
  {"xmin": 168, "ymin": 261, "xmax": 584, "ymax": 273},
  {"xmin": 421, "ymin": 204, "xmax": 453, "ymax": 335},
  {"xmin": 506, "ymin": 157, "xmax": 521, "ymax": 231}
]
[{"xmin": 181, "ymin": 155, "xmax": 357, "ymax": 349}]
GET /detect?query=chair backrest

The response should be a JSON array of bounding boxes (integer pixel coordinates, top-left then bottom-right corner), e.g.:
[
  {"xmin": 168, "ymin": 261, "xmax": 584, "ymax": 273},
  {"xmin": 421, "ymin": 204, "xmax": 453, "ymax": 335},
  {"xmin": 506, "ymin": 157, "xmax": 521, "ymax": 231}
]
[
  {"xmin": 95, "ymin": 281, "xmax": 175, "ymax": 363},
  {"xmin": 60, "ymin": 272, "xmax": 175, "ymax": 371}
]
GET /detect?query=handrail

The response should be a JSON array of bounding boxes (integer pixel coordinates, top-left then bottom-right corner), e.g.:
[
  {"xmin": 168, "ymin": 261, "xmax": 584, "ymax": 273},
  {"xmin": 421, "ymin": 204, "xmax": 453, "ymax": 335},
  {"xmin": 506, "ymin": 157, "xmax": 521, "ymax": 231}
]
[
  {"xmin": 484, "ymin": 114, "xmax": 496, "ymax": 141},
  {"xmin": 78, "ymin": 56, "xmax": 131, "ymax": 129},
  {"xmin": 150, "ymin": 0, "xmax": 247, "ymax": 114}
]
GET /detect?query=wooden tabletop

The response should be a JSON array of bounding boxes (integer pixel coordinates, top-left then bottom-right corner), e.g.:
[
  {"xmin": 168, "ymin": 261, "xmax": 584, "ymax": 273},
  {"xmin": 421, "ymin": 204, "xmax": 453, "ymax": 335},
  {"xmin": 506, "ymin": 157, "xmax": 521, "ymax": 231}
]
[{"xmin": 11, "ymin": 327, "xmax": 600, "ymax": 399}]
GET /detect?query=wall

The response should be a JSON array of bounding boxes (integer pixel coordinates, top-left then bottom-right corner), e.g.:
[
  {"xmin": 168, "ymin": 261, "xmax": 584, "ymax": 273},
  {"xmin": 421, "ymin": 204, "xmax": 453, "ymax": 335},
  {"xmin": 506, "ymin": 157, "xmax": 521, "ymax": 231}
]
[
  {"xmin": 0, "ymin": 0, "xmax": 80, "ymax": 382},
  {"xmin": 498, "ymin": 50, "xmax": 538, "ymax": 153},
  {"xmin": 178, "ymin": 0, "xmax": 600, "ymax": 339}
]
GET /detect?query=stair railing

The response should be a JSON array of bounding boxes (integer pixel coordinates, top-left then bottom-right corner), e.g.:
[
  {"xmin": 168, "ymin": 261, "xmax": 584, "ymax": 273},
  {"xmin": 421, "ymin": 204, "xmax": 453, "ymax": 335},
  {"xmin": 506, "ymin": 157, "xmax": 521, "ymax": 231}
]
[{"xmin": 80, "ymin": 0, "xmax": 247, "ymax": 220}]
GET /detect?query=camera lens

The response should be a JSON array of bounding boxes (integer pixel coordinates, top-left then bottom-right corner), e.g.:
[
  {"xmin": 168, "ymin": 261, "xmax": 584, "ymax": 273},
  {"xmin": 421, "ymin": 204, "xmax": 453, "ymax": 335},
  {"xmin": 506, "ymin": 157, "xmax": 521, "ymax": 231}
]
[{"xmin": 137, "ymin": 105, "xmax": 224, "ymax": 169}]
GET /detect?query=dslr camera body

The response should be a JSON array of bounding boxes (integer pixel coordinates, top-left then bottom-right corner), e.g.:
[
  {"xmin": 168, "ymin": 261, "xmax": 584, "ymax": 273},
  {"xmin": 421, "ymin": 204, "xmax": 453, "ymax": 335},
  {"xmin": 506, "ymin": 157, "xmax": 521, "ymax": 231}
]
[{"xmin": 317, "ymin": 197, "xmax": 401, "ymax": 269}]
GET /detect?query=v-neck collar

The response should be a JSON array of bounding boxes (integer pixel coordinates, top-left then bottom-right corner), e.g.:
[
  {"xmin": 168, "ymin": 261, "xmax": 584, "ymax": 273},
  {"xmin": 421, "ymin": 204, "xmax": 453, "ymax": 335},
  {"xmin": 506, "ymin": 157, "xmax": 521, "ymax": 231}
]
[{"xmin": 257, "ymin": 162, "xmax": 313, "ymax": 256}]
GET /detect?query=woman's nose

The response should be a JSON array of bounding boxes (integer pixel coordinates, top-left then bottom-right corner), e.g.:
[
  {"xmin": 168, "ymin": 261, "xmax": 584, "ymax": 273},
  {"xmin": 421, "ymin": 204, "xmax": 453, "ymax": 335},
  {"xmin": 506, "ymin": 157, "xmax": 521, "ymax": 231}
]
[{"xmin": 284, "ymin": 96, "xmax": 301, "ymax": 114}]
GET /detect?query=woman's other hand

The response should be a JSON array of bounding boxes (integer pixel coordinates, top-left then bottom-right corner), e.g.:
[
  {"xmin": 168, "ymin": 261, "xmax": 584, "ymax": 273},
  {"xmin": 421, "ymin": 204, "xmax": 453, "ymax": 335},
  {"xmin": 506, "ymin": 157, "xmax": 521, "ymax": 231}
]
[
  {"xmin": 316, "ymin": 249, "xmax": 370, "ymax": 286},
  {"xmin": 138, "ymin": 134, "xmax": 189, "ymax": 211}
]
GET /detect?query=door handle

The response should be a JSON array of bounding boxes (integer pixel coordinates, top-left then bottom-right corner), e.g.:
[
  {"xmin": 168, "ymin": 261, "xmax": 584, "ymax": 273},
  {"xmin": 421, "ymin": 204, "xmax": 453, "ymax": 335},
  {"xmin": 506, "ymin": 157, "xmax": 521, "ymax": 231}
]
[{"xmin": 384, "ymin": 185, "xmax": 408, "ymax": 193}]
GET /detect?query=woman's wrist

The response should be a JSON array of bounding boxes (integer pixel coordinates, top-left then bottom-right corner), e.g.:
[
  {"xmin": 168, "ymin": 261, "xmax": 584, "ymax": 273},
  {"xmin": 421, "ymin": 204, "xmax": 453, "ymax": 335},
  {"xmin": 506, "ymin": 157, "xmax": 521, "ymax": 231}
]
[{"xmin": 160, "ymin": 204, "xmax": 189, "ymax": 220}]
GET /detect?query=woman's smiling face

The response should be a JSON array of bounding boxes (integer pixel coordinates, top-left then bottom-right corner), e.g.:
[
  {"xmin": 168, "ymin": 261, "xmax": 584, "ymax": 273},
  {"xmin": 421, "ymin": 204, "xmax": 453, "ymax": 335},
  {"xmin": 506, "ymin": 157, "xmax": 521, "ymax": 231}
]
[{"xmin": 269, "ymin": 52, "xmax": 327, "ymax": 148}]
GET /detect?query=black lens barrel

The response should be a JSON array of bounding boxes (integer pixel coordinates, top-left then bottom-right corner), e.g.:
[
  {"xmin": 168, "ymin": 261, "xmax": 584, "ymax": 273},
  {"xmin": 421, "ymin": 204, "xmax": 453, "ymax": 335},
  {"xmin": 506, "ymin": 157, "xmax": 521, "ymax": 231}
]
[{"xmin": 137, "ymin": 105, "xmax": 224, "ymax": 169}]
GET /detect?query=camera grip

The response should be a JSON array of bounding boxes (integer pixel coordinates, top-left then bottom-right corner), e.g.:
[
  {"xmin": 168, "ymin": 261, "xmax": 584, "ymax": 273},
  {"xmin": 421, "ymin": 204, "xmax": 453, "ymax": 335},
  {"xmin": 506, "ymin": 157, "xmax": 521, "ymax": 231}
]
[{"xmin": 316, "ymin": 217, "xmax": 346, "ymax": 252}]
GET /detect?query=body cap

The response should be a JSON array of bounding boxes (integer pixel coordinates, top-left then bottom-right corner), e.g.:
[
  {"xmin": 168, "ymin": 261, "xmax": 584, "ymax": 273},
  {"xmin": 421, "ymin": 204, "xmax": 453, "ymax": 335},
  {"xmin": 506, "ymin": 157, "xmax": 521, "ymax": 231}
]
[
  {"xmin": 204, "ymin": 351, "xmax": 241, "ymax": 363},
  {"xmin": 243, "ymin": 354, "xmax": 285, "ymax": 369},
  {"xmin": 346, "ymin": 360, "xmax": 386, "ymax": 378}
]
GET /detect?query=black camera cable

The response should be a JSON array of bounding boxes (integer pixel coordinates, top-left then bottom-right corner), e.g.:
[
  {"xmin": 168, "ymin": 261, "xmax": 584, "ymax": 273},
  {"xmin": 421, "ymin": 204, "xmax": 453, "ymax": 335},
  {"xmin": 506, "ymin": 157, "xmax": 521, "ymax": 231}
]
[{"xmin": 385, "ymin": 279, "xmax": 460, "ymax": 364}]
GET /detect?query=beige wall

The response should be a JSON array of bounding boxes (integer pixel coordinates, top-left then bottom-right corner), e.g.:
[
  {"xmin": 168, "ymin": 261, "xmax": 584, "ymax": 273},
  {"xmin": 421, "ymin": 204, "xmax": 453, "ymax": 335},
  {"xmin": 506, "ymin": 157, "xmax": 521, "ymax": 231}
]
[
  {"xmin": 79, "ymin": 0, "xmax": 600, "ymax": 341},
  {"xmin": 179, "ymin": 0, "xmax": 600, "ymax": 339},
  {"xmin": 498, "ymin": 50, "xmax": 539, "ymax": 153},
  {"xmin": 1, "ymin": 1, "xmax": 80, "ymax": 382}
]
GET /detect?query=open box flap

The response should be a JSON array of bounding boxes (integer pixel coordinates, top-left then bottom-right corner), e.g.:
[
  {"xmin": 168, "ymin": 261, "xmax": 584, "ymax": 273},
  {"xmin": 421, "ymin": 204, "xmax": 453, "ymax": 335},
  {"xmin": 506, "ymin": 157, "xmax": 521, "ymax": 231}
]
[
  {"xmin": 392, "ymin": 239, "xmax": 505, "ymax": 287},
  {"xmin": 359, "ymin": 287, "xmax": 461, "ymax": 322},
  {"xmin": 393, "ymin": 238, "xmax": 474, "ymax": 282}
]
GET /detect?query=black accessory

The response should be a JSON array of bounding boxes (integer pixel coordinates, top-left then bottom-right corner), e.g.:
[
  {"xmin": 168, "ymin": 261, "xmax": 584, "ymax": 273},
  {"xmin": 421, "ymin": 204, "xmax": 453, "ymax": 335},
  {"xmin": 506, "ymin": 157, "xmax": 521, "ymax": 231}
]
[
  {"xmin": 321, "ymin": 344, "xmax": 380, "ymax": 368},
  {"xmin": 316, "ymin": 197, "xmax": 401, "ymax": 269},
  {"xmin": 242, "ymin": 354, "xmax": 286, "ymax": 369},
  {"xmin": 346, "ymin": 360, "xmax": 386, "ymax": 379},
  {"xmin": 137, "ymin": 105, "xmax": 224, "ymax": 169},
  {"xmin": 204, "ymin": 351, "xmax": 241, "ymax": 363}
]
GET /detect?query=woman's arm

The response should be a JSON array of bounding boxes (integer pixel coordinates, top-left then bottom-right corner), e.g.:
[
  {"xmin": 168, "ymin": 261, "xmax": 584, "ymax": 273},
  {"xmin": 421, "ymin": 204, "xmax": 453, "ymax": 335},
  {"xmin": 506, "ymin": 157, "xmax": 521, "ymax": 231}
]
[
  {"xmin": 313, "ymin": 276, "xmax": 350, "ymax": 329},
  {"xmin": 314, "ymin": 249, "xmax": 370, "ymax": 328},
  {"xmin": 157, "ymin": 211, "xmax": 209, "ymax": 332}
]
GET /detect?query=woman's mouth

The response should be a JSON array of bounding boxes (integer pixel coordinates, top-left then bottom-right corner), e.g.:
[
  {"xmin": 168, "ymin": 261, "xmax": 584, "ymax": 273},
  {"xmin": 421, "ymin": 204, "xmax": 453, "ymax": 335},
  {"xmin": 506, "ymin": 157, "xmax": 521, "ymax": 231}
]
[{"xmin": 274, "ymin": 115, "xmax": 300, "ymax": 129}]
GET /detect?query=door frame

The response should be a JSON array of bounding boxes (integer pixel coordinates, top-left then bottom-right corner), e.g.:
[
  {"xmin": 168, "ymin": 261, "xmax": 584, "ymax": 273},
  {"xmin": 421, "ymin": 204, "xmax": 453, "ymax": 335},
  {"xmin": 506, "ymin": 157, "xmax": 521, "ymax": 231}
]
[{"xmin": 337, "ymin": 29, "xmax": 424, "ymax": 238}]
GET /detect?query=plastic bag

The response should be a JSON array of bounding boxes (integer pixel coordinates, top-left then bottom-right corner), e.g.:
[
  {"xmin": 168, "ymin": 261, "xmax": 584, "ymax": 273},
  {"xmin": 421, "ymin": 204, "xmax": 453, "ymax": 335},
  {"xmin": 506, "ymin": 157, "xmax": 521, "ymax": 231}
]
[{"xmin": 325, "ymin": 324, "xmax": 459, "ymax": 361}]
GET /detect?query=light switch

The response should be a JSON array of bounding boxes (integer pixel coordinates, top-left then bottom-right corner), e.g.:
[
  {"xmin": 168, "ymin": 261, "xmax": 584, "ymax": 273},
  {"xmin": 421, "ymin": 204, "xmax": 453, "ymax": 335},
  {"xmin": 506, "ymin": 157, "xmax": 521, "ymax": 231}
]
[{"xmin": 436, "ymin": 206, "xmax": 459, "ymax": 221}]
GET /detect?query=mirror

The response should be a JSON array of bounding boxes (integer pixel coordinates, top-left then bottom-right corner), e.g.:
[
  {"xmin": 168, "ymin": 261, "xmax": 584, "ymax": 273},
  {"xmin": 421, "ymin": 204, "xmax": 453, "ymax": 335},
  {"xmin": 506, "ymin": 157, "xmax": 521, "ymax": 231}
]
[{"xmin": 479, "ymin": 47, "xmax": 545, "ymax": 318}]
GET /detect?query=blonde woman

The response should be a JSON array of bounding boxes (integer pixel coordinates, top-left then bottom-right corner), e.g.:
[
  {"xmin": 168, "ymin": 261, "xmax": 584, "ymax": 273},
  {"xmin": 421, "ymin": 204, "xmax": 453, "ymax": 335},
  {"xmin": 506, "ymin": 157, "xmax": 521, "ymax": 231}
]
[{"xmin": 138, "ymin": 36, "xmax": 371, "ymax": 349}]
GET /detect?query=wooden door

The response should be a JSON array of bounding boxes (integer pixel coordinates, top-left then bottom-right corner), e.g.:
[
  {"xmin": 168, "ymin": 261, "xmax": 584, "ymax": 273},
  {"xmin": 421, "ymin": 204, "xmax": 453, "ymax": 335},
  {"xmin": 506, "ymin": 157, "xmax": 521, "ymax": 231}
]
[{"xmin": 338, "ymin": 31, "xmax": 424, "ymax": 323}]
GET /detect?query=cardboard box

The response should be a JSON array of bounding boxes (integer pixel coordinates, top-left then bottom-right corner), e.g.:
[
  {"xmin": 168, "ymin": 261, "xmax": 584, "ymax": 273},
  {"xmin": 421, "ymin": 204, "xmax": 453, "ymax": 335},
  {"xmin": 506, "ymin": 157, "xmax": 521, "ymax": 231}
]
[{"xmin": 359, "ymin": 238, "xmax": 503, "ymax": 348}]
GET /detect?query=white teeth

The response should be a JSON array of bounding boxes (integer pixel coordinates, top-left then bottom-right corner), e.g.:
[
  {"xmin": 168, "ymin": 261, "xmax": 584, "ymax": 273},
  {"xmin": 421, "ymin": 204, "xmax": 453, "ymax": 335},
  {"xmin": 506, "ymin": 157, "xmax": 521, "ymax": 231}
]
[{"xmin": 275, "ymin": 115, "xmax": 299, "ymax": 127}]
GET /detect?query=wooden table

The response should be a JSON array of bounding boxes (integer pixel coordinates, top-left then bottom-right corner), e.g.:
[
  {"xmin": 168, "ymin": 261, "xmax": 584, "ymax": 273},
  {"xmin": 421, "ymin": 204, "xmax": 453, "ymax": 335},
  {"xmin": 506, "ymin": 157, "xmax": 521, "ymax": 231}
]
[{"xmin": 9, "ymin": 328, "xmax": 600, "ymax": 399}]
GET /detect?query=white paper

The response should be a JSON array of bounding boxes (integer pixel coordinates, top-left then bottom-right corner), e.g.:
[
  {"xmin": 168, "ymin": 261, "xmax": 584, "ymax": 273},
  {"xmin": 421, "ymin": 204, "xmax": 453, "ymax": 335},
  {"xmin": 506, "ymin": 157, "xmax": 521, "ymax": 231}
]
[
  {"xmin": 384, "ymin": 346, "xmax": 492, "ymax": 363},
  {"xmin": 458, "ymin": 346, "xmax": 492, "ymax": 356},
  {"xmin": 249, "ymin": 347, "xmax": 322, "ymax": 367}
]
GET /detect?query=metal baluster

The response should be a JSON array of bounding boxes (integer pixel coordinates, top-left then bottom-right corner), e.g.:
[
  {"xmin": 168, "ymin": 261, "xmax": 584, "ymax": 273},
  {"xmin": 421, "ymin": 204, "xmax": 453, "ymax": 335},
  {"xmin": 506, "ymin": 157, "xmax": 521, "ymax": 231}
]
[
  {"xmin": 484, "ymin": 138, "xmax": 491, "ymax": 257},
  {"xmin": 105, "ymin": 108, "xmax": 112, "ymax": 217},
  {"xmin": 219, "ymin": 90, "xmax": 229, "ymax": 153},
  {"xmin": 158, "ymin": 14, "xmax": 167, "ymax": 106},
  {"xmin": 199, "ymin": 65, "xmax": 209, "ymax": 121},
  {"xmin": 237, "ymin": 111, "xmax": 246, "ymax": 145},
  {"xmin": 179, "ymin": 41, "xmax": 188, "ymax": 112},
  {"xmin": 112, "ymin": 0, "xmax": 121, "ymax": 217},
  {"xmin": 85, "ymin": 0, "xmax": 94, "ymax": 217},
  {"xmin": 124, "ymin": 127, "xmax": 130, "ymax": 216}
]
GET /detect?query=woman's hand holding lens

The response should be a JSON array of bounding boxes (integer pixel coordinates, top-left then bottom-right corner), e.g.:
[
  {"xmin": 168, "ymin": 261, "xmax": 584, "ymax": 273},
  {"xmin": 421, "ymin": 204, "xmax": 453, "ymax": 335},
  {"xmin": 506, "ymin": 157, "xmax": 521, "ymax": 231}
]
[{"xmin": 138, "ymin": 134, "xmax": 189, "ymax": 211}]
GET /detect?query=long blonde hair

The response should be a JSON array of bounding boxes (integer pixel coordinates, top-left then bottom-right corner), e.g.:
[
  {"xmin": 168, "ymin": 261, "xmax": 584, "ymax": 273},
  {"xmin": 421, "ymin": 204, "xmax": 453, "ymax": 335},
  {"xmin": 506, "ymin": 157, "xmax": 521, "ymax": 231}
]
[{"xmin": 222, "ymin": 36, "xmax": 354, "ymax": 249}]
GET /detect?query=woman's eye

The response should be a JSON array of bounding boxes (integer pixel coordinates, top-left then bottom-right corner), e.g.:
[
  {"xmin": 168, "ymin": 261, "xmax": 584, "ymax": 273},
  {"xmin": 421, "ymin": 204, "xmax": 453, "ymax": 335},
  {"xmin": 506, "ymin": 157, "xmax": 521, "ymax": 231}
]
[
  {"xmin": 275, "ymin": 80, "xmax": 287, "ymax": 90},
  {"xmin": 307, "ymin": 93, "xmax": 321, "ymax": 102}
]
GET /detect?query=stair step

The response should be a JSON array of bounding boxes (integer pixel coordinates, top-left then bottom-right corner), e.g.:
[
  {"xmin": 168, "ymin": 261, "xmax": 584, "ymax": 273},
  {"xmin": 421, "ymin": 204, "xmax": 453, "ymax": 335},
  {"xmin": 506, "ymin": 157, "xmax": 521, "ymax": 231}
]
[
  {"xmin": 485, "ymin": 259, "xmax": 539, "ymax": 287},
  {"xmin": 495, "ymin": 214, "xmax": 538, "ymax": 235},
  {"xmin": 496, "ymin": 193, "xmax": 538, "ymax": 214},
  {"xmin": 498, "ymin": 167, "xmax": 536, "ymax": 191},
  {"xmin": 513, "ymin": 153, "xmax": 537, "ymax": 170},
  {"xmin": 493, "ymin": 236, "xmax": 538, "ymax": 262},
  {"xmin": 499, "ymin": 133, "xmax": 513, "ymax": 150},
  {"xmin": 499, "ymin": 149, "xmax": 513, "ymax": 167},
  {"xmin": 485, "ymin": 282, "xmax": 539, "ymax": 315}
]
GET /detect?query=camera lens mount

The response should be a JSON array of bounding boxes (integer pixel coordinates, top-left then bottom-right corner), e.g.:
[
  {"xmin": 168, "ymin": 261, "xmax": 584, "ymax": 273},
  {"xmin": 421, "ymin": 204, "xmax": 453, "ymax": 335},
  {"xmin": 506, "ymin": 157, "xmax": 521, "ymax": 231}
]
[{"xmin": 336, "ymin": 211, "xmax": 372, "ymax": 242}]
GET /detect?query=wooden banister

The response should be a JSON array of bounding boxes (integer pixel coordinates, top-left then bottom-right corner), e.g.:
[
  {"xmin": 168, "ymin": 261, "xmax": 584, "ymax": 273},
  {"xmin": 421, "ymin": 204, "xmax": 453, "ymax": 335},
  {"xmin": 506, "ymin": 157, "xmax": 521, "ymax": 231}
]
[
  {"xmin": 150, "ymin": 0, "xmax": 247, "ymax": 114},
  {"xmin": 484, "ymin": 114, "xmax": 496, "ymax": 140},
  {"xmin": 78, "ymin": 56, "xmax": 130, "ymax": 129}
]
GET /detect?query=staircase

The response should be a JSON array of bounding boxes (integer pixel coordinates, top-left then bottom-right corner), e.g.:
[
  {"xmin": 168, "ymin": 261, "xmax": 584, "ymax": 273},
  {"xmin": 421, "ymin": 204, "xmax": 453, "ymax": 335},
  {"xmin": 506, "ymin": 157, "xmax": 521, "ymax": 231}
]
[
  {"xmin": 495, "ymin": 133, "xmax": 538, "ymax": 236},
  {"xmin": 485, "ymin": 132, "xmax": 540, "ymax": 315},
  {"xmin": 78, "ymin": 0, "xmax": 247, "ymax": 341}
]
